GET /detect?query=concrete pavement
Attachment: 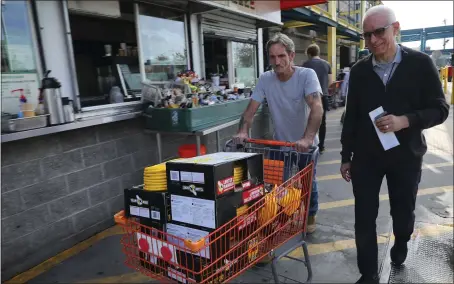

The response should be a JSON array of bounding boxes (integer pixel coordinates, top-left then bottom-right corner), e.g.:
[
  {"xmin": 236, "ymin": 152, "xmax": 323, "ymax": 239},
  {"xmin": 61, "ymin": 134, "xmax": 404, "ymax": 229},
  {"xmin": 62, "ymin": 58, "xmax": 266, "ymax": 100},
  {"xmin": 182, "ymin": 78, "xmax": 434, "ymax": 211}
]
[{"xmin": 6, "ymin": 107, "xmax": 453, "ymax": 283}]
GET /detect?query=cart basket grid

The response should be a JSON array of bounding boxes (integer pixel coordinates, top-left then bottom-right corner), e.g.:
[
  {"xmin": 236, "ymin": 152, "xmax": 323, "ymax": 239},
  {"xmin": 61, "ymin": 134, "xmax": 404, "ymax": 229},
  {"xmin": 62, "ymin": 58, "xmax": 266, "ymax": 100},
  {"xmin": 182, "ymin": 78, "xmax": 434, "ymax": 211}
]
[{"xmin": 114, "ymin": 139, "xmax": 317, "ymax": 283}]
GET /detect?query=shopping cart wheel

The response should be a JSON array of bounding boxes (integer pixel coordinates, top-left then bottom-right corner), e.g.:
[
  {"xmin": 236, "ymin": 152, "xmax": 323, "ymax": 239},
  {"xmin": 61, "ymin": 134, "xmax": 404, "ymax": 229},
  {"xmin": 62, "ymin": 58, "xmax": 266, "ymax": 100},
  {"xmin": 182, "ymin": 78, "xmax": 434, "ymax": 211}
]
[{"xmin": 270, "ymin": 240, "xmax": 313, "ymax": 283}]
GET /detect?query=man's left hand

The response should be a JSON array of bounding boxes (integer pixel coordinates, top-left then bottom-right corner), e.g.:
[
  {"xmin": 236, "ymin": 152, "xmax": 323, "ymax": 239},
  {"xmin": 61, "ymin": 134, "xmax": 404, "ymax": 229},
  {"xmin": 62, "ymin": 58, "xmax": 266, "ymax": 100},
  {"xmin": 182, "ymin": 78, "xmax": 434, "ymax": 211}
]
[
  {"xmin": 295, "ymin": 137, "xmax": 313, "ymax": 152},
  {"xmin": 375, "ymin": 115, "xmax": 409, "ymax": 133}
]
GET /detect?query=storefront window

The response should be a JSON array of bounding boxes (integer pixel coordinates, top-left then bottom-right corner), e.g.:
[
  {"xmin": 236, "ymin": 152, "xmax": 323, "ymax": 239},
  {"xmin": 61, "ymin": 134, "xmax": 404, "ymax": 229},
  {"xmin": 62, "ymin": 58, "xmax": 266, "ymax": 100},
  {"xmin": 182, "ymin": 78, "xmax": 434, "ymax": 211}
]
[
  {"xmin": 138, "ymin": 5, "xmax": 188, "ymax": 83},
  {"xmin": 68, "ymin": 1, "xmax": 141, "ymax": 108},
  {"xmin": 232, "ymin": 42, "xmax": 257, "ymax": 88},
  {"xmin": 1, "ymin": 0, "xmax": 40, "ymax": 115}
]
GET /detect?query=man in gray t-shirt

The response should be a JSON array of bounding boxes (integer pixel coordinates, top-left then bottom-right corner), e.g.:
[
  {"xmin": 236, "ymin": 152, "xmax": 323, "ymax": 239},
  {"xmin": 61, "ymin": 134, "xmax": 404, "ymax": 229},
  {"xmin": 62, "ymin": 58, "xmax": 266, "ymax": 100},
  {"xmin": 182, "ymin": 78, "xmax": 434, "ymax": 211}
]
[
  {"xmin": 302, "ymin": 43, "xmax": 332, "ymax": 153},
  {"xmin": 233, "ymin": 33, "xmax": 324, "ymax": 234}
]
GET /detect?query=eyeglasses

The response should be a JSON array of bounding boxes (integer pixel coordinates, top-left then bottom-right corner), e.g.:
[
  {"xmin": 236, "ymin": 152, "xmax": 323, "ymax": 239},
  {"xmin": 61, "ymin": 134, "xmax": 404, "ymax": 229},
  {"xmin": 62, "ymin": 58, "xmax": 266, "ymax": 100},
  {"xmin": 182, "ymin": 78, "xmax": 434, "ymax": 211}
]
[{"xmin": 361, "ymin": 23, "xmax": 393, "ymax": 40}]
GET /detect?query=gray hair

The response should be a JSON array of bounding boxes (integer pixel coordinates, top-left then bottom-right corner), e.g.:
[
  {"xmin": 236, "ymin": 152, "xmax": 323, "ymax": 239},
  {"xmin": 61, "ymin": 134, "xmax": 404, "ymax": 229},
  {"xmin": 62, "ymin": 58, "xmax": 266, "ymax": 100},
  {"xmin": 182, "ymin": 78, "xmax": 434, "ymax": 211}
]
[
  {"xmin": 266, "ymin": 33, "xmax": 295, "ymax": 54},
  {"xmin": 362, "ymin": 5, "xmax": 397, "ymax": 27}
]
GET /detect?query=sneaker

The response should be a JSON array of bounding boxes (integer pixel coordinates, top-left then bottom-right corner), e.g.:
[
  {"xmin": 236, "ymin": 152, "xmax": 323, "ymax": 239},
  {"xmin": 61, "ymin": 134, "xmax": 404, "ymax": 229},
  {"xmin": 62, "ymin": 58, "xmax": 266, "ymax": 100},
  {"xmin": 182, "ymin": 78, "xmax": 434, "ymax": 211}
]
[
  {"xmin": 391, "ymin": 241, "xmax": 408, "ymax": 266},
  {"xmin": 319, "ymin": 146, "xmax": 325, "ymax": 154},
  {"xmin": 307, "ymin": 215, "xmax": 316, "ymax": 234},
  {"xmin": 355, "ymin": 274, "xmax": 379, "ymax": 284}
]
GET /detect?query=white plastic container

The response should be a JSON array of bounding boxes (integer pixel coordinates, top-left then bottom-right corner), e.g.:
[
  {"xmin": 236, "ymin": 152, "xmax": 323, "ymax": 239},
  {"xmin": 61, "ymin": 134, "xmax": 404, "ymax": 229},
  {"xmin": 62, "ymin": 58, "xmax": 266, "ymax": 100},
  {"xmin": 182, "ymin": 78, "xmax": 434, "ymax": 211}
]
[{"xmin": 109, "ymin": 86, "xmax": 124, "ymax": 104}]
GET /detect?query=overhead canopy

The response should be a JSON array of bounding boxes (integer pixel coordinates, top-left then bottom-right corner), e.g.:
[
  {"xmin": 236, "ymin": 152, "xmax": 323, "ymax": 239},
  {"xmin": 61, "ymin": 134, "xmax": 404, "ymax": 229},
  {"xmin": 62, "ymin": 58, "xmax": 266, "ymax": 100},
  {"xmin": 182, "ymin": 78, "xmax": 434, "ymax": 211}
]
[
  {"xmin": 282, "ymin": 8, "xmax": 361, "ymax": 42},
  {"xmin": 280, "ymin": 0, "xmax": 328, "ymax": 10}
]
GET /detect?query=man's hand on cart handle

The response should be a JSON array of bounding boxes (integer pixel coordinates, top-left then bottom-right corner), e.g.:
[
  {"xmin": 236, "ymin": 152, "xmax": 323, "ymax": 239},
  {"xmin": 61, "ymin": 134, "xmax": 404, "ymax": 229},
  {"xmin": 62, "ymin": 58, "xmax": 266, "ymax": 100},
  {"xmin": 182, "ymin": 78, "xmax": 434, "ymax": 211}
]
[
  {"xmin": 295, "ymin": 137, "xmax": 313, "ymax": 153},
  {"xmin": 233, "ymin": 132, "xmax": 249, "ymax": 145},
  {"xmin": 340, "ymin": 162, "xmax": 351, "ymax": 182}
]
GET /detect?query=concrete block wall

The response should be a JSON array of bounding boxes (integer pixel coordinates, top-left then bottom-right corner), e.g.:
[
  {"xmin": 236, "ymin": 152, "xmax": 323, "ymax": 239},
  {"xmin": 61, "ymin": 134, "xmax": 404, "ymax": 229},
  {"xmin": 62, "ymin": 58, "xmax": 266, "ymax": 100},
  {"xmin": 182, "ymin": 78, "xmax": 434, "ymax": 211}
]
[{"xmin": 1, "ymin": 113, "xmax": 272, "ymax": 280}]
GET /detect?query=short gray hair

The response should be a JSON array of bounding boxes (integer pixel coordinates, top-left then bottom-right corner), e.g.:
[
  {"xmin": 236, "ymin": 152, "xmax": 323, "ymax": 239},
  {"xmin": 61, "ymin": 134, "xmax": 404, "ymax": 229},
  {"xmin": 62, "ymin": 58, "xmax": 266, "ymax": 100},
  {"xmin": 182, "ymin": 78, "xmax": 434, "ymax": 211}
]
[
  {"xmin": 266, "ymin": 33, "xmax": 295, "ymax": 54},
  {"xmin": 363, "ymin": 5, "xmax": 397, "ymax": 27}
]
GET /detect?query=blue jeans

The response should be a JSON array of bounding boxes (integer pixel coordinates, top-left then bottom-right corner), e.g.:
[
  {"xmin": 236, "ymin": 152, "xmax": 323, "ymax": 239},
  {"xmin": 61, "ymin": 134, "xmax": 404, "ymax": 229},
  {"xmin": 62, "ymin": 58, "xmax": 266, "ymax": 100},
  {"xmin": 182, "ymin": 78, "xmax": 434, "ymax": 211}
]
[{"xmin": 269, "ymin": 148, "xmax": 319, "ymax": 217}]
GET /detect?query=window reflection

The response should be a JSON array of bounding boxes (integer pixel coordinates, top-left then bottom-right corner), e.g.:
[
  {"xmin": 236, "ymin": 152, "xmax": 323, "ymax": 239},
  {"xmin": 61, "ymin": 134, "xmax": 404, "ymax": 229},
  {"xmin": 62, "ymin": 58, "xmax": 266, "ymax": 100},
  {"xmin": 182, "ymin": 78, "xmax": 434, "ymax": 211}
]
[
  {"xmin": 232, "ymin": 42, "xmax": 257, "ymax": 87},
  {"xmin": 1, "ymin": 0, "xmax": 40, "ymax": 115},
  {"xmin": 1, "ymin": 0, "xmax": 37, "ymax": 73},
  {"xmin": 138, "ymin": 5, "xmax": 187, "ymax": 82}
]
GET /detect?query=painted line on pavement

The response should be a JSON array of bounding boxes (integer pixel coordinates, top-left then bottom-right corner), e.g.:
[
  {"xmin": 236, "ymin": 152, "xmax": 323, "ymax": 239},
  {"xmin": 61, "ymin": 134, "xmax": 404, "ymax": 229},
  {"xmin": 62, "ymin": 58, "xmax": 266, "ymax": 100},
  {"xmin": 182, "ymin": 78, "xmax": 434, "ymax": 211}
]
[
  {"xmin": 318, "ymin": 159, "xmax": 341, "ymax": 165},
  {"xmin": 321, "ymin": 147, "xmax": 342, "ymax": 153},
  {"xmin": 325, "ymin": 130, "xmax": 342, "ymax": 135},
  {"xmin": 317, "ymin": 162, "xmax": 453, "ymax": 181},
  {"xmin": 287, "ymin": 222, "xmax": 453, "ymax": 259},
  {"xmin": 324, "ymin": 137, "xmax": 340, "ymax": 141},
  {"xmin": 77, "ymin": 272, "xmax": 150, "ymax": 283},
  {"xmin": 4, "ymin": 225, "xmax": 124, "ymax": 284},
  {"xmin": 11, "ymin": 183, "xmax": 453, "ymax": 283},
  {"xmin": 319, "ymin": 185, "xmax": 453, "ymax": 210},
  {"xmin": 76, "ymin": 222, "xmax": 453, "ymax": 283}
]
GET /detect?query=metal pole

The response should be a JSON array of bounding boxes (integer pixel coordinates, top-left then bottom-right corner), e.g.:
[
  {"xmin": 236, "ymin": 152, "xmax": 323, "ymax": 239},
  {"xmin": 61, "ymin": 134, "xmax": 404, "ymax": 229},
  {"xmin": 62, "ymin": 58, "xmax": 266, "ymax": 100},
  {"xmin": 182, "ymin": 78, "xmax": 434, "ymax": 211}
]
[
  {"xmin": 196, "ymin": 135, "xmax": 201, "ymax": 156},
  {"xmin": 216, "ymin": 130, "xmax": 221, "ymax": 152},
  {"xmin": 156, "ymin": 132, "xmax": 162, "ymax": 162},
  {"xmin": 61, "ymin": 0, "xmax": 82, "ymax": 112}
]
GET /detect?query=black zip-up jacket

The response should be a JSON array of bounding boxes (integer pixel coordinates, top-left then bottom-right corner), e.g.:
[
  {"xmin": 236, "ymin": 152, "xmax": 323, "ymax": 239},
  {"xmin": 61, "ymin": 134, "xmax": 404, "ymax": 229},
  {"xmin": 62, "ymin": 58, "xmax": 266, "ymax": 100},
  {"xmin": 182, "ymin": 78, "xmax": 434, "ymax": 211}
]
[{"xmin": 341, "ymin": 46, "xmax": 450, "ymax": 163}]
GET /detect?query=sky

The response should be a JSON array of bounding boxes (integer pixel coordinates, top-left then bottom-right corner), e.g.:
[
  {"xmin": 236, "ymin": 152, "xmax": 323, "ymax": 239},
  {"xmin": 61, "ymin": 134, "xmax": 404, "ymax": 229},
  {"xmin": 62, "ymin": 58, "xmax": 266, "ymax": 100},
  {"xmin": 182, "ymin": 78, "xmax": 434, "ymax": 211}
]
[{"xmin": 382, "ymin": 1, "xmax": 453, "ymax": 50}]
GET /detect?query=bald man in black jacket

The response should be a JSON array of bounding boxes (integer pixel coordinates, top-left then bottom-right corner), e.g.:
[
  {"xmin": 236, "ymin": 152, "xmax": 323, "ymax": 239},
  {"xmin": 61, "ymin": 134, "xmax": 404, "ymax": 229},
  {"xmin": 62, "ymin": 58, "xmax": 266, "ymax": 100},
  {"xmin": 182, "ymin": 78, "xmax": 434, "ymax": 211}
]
[{"xmin": 340, "ymin": 5, "xmax": 449, "ymax": 284}]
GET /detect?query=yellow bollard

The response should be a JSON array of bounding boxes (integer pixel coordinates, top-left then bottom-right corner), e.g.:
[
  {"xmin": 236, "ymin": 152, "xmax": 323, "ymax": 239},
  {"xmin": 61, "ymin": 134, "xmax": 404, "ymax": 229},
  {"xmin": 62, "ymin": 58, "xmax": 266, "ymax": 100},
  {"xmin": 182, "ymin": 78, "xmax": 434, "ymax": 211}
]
[{"xmin": 443, "ymin": 67, "xmax": 448, "ymax": 95}]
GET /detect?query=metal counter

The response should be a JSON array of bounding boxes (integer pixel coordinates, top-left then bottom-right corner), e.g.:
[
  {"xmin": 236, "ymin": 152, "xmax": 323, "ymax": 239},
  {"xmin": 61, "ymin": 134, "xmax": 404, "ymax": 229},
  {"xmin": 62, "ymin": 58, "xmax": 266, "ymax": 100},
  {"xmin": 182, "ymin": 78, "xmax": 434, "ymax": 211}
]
[{"xmin": 1, "ymin": 112, "xmax": 142, "ymax": 143}]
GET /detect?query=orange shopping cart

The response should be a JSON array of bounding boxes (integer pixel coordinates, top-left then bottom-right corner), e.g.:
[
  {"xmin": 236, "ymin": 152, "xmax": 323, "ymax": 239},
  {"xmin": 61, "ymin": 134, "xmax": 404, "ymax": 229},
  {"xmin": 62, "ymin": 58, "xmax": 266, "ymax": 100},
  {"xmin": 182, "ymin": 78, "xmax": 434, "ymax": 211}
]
[{"xmin": 114, "ymin": 138, "xmax": 318, "ymax": 283}]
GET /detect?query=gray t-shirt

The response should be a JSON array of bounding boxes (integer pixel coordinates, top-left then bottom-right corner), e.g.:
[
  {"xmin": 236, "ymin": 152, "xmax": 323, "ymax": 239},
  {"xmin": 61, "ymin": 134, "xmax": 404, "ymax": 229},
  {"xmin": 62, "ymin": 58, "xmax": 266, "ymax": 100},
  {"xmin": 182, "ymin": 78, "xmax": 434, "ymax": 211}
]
[
  {"xmin": 302, "ymin": 58, "xmax": 331, "ymax": 95},
  {"xmin": 251, "ymin": 67, "xmax": 322, "ymax": 144}
]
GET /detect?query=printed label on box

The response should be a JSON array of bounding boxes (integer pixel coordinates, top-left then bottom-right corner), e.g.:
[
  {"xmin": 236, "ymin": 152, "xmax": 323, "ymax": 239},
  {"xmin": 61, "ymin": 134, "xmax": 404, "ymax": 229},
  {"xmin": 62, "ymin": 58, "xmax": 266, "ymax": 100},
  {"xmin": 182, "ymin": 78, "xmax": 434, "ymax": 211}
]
[
  {"xmin": 139, "ymin": 207, "xmax": 150, "ymax": 218},
  {"xmin": 242, "ymin": 185, "xmax": 264, "ymax": 204},
  {"xmin": 179, "ymin": 171, "xmax": 205, "ymax": 184},
  {"xmin": 192, "ymin": 172, "xmax": 205, "ymax": 184},
  {"xmin": 247, "ymin": 237, "xmax": 259, "ymax": 262},
  {"xmin": 180, "ymin": 171, "xmax": 193, "ymax": 182},
  {"xmin": 136, "ymin": 232, "xmax": 178, "ymax": 264},
  {"xmin": 238, "ymin": 212, "xmax": 257, "ymax": 230},
  {"xmin": 151, "ymin": 210, "xmax": 161, "ymax": 220},
  {"xmin": 166, "ymin": 223, "xmax": 211, "ymax": 259},
  {"xmin": 182, "ymin": 184, "xmax": 204, "ymax": 197},
  {"xmin": 170, "ymin": 195, "xmax": 216, "ymax": 229},
  {"xmin": 217, "ymin": 176, "xmax": 235, "ymax": 195},
  {"xmin": 241, "ymin": 180, "xmax": 252, "ymax": 190},
  {"xmin": 170, "ymin": 171, "xmax": 180, "ymax": 181}
]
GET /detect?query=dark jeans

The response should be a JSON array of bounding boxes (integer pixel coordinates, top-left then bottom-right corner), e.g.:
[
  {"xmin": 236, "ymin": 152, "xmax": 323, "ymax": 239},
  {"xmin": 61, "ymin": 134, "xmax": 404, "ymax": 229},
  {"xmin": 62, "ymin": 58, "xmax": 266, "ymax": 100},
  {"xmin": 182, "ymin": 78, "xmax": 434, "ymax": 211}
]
[
  {"xmin": 271, "ymin": 148, "xmax": 320, "ymax": 217},
  {"xmin": 351, "ymin": 155, "xmax": 422, "ymax": 276},
  {"xmin": 319, "ymin": 95, "xmax": 328, "ymax": 149},
  {"xmin": 319, "ymin": 110, "xmax": 327, "ymax": 149}
]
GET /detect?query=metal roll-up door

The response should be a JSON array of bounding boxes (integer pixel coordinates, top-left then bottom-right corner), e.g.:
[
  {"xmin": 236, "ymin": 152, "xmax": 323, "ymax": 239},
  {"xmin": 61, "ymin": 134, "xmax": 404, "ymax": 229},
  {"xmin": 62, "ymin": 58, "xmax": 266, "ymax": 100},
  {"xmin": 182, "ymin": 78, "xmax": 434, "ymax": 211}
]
[{"xmin": 201, "ymin": 10, "xmax": 257, "ymax": 42}]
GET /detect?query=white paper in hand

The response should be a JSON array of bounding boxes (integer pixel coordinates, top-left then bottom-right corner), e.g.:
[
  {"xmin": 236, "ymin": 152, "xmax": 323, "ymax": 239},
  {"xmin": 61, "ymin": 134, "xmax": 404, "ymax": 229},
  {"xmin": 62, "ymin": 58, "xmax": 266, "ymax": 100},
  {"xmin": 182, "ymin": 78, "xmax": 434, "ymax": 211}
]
[{"xmin": 368, "ymin": 106, "xmax": 400, "ymax": 151}]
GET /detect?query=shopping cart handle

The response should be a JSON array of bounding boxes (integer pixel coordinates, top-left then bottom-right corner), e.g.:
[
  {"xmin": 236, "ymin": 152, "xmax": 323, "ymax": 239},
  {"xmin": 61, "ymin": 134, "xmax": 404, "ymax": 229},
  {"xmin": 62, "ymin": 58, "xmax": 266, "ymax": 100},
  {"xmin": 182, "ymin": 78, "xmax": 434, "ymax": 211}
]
[{"xmin": 245, "ymin": 138, "xmax": 295, "ymax": 147}]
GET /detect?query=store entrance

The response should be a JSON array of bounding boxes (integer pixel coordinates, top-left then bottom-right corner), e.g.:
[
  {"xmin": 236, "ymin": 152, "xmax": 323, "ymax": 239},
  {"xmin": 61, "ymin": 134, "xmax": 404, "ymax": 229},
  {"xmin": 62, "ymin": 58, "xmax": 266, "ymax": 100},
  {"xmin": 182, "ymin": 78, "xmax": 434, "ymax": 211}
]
[
  {"xmin": 339, "ymin": 45, "xmax": 351, "ymax": 70},
  {"xmin": 203, "ymin": 37, "xmax": 229, "ymax": 87},
  {"xmin": 68, "ymin": 1, "xmax": 141, "ymax": 108}
]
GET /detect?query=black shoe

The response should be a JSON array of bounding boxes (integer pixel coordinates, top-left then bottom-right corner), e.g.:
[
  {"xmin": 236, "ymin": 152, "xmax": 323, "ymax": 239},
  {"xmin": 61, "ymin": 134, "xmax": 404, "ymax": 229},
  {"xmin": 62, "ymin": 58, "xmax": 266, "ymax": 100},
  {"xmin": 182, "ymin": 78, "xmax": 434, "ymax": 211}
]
[
  {"xmin": 356, "ymin": 274, "xmax": 379, "ymax": 284},
  {"xmin": 319, "ymin": 146, "xmax": 325, "ymax": 154},
  {"xmin": 391, "ymin": 241, "xmax": 408, "ymax": 266}
]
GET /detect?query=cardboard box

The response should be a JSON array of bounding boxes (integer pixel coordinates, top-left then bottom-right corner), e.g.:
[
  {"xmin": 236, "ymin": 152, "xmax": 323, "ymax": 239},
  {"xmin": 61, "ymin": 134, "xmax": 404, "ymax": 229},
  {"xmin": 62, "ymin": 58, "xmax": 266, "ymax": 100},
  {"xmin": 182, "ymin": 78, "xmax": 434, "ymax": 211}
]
[
  {"xmin": 123, "ymin": 187, "xmax": 171, "ymax": 230},
  {"xmin": 166, "ymin": 152, "xmax": 264, "ymax": 230},
  {"xmin": 165, "ymin": 222, "xmax": 235, "ymax": 284},
  {"xmin": 124, "ymin": 187, "xmax": 171, "ymax": 273}
]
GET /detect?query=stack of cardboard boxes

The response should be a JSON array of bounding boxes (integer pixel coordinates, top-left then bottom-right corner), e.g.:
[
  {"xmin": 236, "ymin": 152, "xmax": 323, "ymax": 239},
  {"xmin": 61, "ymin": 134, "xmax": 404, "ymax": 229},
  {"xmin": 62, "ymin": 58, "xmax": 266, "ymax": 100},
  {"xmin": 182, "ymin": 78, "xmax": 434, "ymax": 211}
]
[{"xmin": 124, "ymin": 152, "xmax": 265, "ymax": 283}]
